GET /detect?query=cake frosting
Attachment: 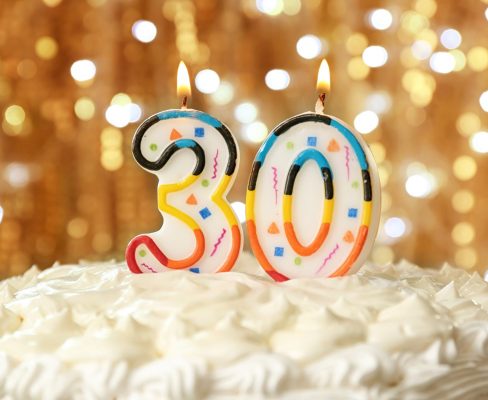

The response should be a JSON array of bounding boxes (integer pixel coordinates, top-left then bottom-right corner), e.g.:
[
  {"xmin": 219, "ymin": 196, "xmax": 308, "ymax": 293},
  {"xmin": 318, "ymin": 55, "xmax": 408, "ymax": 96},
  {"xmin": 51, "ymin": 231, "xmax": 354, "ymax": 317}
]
[{"xmin": 1, "ymin": 253, "xmax": 488, "ymax": 399}]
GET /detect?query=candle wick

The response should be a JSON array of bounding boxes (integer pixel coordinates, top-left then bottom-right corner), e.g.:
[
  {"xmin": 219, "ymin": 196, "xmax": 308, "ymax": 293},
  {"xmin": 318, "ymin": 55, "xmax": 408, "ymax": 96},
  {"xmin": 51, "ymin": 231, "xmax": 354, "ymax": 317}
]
[
  {"xmin": 181, "ymin": 95, "xmax": 188, "ymax": 109},
  {"xmin": 315, "ymin": 93, "xmax": 327, "ymax": 114}
]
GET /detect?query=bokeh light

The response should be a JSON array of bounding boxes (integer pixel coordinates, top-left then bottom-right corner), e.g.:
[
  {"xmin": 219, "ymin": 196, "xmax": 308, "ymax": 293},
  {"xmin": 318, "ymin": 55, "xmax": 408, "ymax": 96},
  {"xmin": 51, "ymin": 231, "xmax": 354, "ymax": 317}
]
[
  {"xmin": 429, "ymin": 52, "xmax": 455, "ymax": 74},
  {"xmin": 354, "ymin": 110, "xmax": 379, "ymax": 134},
  {"xmin": 243, "ymin": 121, "xmax": 268, "ymax": 143},
  {"xmin": 131, "ymin": 20, "xmax": 157, "ymax": 43},
  {"xmin": 440, "ymin": 28, "xmax": 462, "ymax": 49},
  {"xmin": 480, "ymin": 90, "xmax": 488, "ymax": 112},
  {"xmin": 368, "ymin": 9, "xmax": 393, "ymax": 30},
  {"xmin": 296, "ymin": 34, "xmax": 322, "ymax": 59},
  {"xmin": 384, "ymin": 217, "xmax": 407, "ymax": 238},
  {"xmin": 234, "ymin": 102, "xmax": 258, "ymax": 124},
  {"xmin": 210, "ymin": 81, "xmax": 234, "ymax": 105},
  {"xmin": 470, "ymin": 131, "xmax": 488, "ymax": 153},
  {"xmin": 264, "ymin": 69, "xmax": 290, "ymax": 90},
  {"xmin": 70, "ymin": 59, "xmax": 96, "ymax": 82},
  {"xmin": 362, "ymin": 46, "xmax": 388, "ymax": 68},
  {"xmin": 195, "ymin": 69, "xmax": 220, "ymax": 94}
]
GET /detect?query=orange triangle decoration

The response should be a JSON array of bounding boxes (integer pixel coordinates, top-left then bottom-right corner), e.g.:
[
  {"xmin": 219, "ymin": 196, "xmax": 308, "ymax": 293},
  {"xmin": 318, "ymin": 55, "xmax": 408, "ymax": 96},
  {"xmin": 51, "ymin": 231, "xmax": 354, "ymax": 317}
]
[
  {"xmin": 186, "ymin": 194, "xmax": 197, "ymax": 205},
  {"xmin": 268, "ymin": 222, "xmax": 279, "ymax": 234},
  {"xmin": 343, "ymin": 230, "xmax": 354, "ymax": 243},
  {"xmin": 170, "ymin": 129, "xmax": 183, "ymax": 140},
  {"xmin": 327, "ymin": 139, "xmax": 340, "ymax": 152}
]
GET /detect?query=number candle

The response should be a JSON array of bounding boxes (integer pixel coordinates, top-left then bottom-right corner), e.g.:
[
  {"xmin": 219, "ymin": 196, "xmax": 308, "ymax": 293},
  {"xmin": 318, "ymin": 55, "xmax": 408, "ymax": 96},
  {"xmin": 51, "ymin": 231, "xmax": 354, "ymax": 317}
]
[
  {"xmin": 126, "ymin": 62, "xmax": 242, "ymax": 273},
  {"xmin": 246, "ymin": 59, "xmax": 380, "ymax": 281}
]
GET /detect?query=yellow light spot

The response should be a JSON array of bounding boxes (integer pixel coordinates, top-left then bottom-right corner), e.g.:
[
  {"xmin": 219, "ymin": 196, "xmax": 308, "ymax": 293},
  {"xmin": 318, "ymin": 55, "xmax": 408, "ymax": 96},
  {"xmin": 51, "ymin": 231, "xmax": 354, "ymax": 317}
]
[
  {"xmin": 450, "ymin": 49, "xmax": 466, "ymax": 71},
  {"xmin": 92, "ymin": 232, "xmax": 113, "ymax": 253},
  {"xmin": 410, "ymin": 88, "xmax": 432, "ymax": 107},
  {"xmin": 455, "ymin": 247, "xmax": 477, "ymax": 269},
  {"xmin": 347, "ymin": 57, "xmax": 369, "ymax": 80},
  {"xmin": 111, "ymin": 93, "xmax": 132, "ymax": 106},
  {"xmin": 451, "ymin": 222, "xmax": 475, "ymax": 245},
  {"xmin": 417, "ymin": 29, "xmax": 438, "ymax": 48},
  {"xmin": 74, "ymin": 97, "xmax": 96, "ymax": 121},
  {"xmin": 452, "ymin": 155, "xmax": 477, "ymax": 181},
  {"xmin": 345, "ymin": 33, "xmax": 368, "ymax": 55},
  {"xmin": 370, "ymin": 142, "xmax": 386, "ymax": 163},
  {"xmin": 35, "ymin": 37, "xmax": 58, "ymax": 60},
  {"xmin": 451, "ymin": 190, "xmax": 475, "ymax": 213},
  {"xmin": 67, "ymin": 218, "xmax": 89, "ymax": 239},
  {"xmin": 456, "ymin": 112, "xmax": 480, "ymax": 137},
  {"xmin": 414, "ymin": 0, "xmax": 437, "ymax": 17},
  {"xmin": 371, "ymin": 245, "xmax": 395, "ymax": 264},
  {"xmin": 467, "ymin": 46, "xmax": 488, "ymax": 72},
  {"xmin": 101, "ymin": 127, "xmax": 123, "ymax": 147},
  {"xmin": 101, "ymin": 149, "xmax": 124, "ymax": 171},
  {"xmin": 401, "ymin": 11, "xmax": 429, "ymax": 34},
  {"xmin": 4, "ymin": 105, "xmax": 25, "ymax": 126},
  {"xmin": 43, "ymin": 0, "xmax": 62, "ymax": 7}
]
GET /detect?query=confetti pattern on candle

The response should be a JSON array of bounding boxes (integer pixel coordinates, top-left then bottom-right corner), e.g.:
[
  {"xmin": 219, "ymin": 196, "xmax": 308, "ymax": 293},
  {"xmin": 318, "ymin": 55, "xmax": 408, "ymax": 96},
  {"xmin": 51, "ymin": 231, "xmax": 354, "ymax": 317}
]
[
  {"xmin": 126, "ymin": 109, "xmax": 242, "ymax": 274},
  {"xmin": 246, "ymin": 113, "xmax": 380, "ymax": 281}
]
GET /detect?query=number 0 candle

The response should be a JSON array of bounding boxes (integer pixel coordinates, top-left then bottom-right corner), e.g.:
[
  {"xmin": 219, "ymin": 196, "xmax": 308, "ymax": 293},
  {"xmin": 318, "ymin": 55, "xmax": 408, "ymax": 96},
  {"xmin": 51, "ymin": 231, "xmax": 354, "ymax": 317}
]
[
  {"xmin": 126, "ymin": 62, "xmax": 242, "ymax": 274},
  {"xmin": 246, "ymin": 59, "xmax": 380, "ymax": 281}
]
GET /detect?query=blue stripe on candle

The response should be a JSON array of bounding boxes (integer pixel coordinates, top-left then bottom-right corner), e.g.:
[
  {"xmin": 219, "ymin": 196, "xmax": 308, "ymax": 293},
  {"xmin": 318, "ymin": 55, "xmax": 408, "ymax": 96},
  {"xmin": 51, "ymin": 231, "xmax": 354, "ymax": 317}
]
[
  {"xmin": 156, "ymin": 110, "xmax": 221, "ymax": 128},
  {"xmin": 329, "ymin": 119, "xmax": 368, "ymax": 170}
]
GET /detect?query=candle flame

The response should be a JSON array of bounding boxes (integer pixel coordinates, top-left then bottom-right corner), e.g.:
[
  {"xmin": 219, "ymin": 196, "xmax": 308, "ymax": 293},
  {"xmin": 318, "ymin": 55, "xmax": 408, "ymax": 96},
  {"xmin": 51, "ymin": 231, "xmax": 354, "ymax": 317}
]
[
  {"xmin": 177, "ymin": 61, "xmax": 191, "ymax": 99},
  {"xmin": 316, "ymin": 59, "xmax": 331, "ymax": 94}
]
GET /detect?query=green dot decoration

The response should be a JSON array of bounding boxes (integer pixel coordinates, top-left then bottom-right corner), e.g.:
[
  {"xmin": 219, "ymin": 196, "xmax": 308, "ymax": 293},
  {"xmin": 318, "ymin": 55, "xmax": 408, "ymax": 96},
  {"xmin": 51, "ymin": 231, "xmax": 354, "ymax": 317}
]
[
  {"xmin": 294, "ymin": 257, "xmax": 302, "ymax": 266},
  {"xmin": 202, "ymin": 179, "xmax": 209, "ymax": 187},
  {"xmin": 150, "ymin": 143, "xmax": 158, "ymax": 151},
  {"xmin": 139, "ymin": 250, "xmax": 147, "ymax": 257},
  {"xmin": 286, "ymin": 141, "xmax": 294, "ymax": 150}
]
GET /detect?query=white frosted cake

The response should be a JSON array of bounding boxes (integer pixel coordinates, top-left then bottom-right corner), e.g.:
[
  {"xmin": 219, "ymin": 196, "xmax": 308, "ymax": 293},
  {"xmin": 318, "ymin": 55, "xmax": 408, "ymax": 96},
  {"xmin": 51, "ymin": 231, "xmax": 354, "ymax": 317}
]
[{"xmin": 1, "ymin": 253, "xmax": 488, "ymax": 399}]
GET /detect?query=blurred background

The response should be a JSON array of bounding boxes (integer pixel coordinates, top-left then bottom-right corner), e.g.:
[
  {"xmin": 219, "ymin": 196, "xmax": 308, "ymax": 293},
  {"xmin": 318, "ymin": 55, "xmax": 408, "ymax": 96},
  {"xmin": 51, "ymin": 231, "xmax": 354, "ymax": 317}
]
[{"xmin": 0, "ymin": 0, "xmax": 487, "ymax": 278}]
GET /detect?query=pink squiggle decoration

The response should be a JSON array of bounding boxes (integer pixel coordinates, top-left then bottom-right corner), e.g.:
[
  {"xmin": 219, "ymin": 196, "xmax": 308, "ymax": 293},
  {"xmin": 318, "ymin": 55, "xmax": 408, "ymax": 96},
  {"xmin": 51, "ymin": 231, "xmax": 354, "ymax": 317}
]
[
  {"xmin": 271, "ymin": 166, "xmax": 278, "ymax": 205},
  {"xmin": 316, "ymin": 244, "xmax": 339, "ymax": 274},
  {"xmin": 141, "ymin": 262, "xmax": 157, "ymax": 273},
  {"xmin": 211, "ymin": 149, "xmax": 219, "ymax": 179},
  {"xmin": 210, "ymin": 228, "xmax": 227, "ymax": 256},
  {"xmin": 345, "ymin": 145, "xmax": 351, "ymax": 181}
]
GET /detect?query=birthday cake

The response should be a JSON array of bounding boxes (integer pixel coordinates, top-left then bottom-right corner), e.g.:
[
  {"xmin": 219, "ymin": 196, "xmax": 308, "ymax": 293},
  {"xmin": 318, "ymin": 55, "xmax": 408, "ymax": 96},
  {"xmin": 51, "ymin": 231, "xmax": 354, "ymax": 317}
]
[{"xmin": 1, "ymin": 253, "xmax": 488, "ymax": 399}]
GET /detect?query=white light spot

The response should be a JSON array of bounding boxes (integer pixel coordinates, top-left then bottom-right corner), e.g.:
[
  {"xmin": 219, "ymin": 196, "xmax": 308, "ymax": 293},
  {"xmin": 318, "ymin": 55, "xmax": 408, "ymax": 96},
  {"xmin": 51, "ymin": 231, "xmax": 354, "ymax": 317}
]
[
  {"xmin": 265, "ymin": 69, "xmax": 290, "ymax": 90},
  {"xmin": 384, "ymin": 217, "xmax": 406, "ymax": 238},
  {"xmin": 411, "ymin": 40, "xmax": 433, "ymax": 60},
  {"xmin": 365, "ymin": 92, "xmax": 391, "ymax": 114},
  {"xmin": 440, "ymin": 28, "xmax": 462, "ymax": 50},
  {"xmin": 0, "ymin": 205, "xmax": 3, "ymax": 224},
  {"xmin": 354, "ymin": 110, "xmax": 379, "ymax": 134},
  {"xmin": 296, "ymin": 35, "xmax": 323, "ymax": 59},
  {"xmin": 131, "ymin": 20, "xmax": 157, "ymax": 43},
  {"xmin": 231, "ymin": 201, "xmax": 246, "ymax": 223},
  {"xmin": 195, "ymin": 69, "xmax": 220, "ymax": 94},
  {"xmin": 128, "ymin": 103, "xmax": 142, "ymax": 123},
  {"xmin": 70, "ymin": 59, "xmax": 96, "ymax": 82},
  {"xmin": 362, "ymin": 45, "xmax": 388, "ymax": 68},
  {"xmin": 243, "ymin": 121, "xmax": 268, "ymax": 143},
  {"xmin": 211, "ymin": 81, "xmax": 234, "ymax": 105},
  {"xmin": 405, "ymin": 172, "xmax": 437, "ymax": 198},
  {"xmin": 4, "ymin": 163, "xmax": 30, "ymax": 188},
  {"xmin": 256, "ymin": 0, "xmax": 284, "ymax": 16},
  {"xmin": 368, "ymin": 9, "xmax": 393, "ymax": 30},
  {"xmin": 480, "ymin": 90, "xmax": 488, "ymax": 112},
  {"xmin": 429, "ymin": 51, "xmax": 455, "ymax": 74},
  {"xmin": 234, "ymin": 102, "xmax": 258, "ymax": 124},
  {"xmin": 485, "ymin": 8, "xmax": 488, "ymax": 21},
  {"xmin": 470, "ymin": 131, "xmax": 488, "ymax": 153}
]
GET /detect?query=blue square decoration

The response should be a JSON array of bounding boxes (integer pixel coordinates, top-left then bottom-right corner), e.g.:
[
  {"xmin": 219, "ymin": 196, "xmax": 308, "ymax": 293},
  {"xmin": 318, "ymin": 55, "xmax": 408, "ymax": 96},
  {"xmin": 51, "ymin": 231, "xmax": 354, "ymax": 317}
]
[
  {"xmin": 348, "ymin": 208, "xmax": 358, "ymax": 218},
  {"xmin": 307, "ymin": 136, "xmax": 317, "ymax": 147},
  {"xmin": 274, "ymin": 247, "xmax": 284, "ymax": 257},
  {"xmin": 189, "ymin": 267, "xmax": 200, "ymax": 273},
  {"xmin": 194, "ymin": 127, "xmax": 205, "ymax": 137},
  {"xmin": 199, "ymin": 207, "xmax": 212, "ymax": 219}
]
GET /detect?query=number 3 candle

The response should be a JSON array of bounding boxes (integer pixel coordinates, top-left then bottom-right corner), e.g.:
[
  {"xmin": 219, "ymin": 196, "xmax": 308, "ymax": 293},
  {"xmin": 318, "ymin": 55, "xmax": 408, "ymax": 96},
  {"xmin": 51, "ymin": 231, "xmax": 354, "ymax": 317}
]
[
  {"xmin": 246, "ymin": 59, "xmax": 380, "ymax": 281},
  {"xmin": 126, "ymin": 62, "xmax": 242, "ymax": 273}
]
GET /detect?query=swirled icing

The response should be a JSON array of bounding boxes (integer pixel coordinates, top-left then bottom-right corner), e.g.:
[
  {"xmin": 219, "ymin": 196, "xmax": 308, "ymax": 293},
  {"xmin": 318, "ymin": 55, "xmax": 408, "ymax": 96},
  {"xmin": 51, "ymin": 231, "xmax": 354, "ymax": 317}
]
[{"xmin": 1, "ymin": 255, "xmax": 488, "ymax": 399}]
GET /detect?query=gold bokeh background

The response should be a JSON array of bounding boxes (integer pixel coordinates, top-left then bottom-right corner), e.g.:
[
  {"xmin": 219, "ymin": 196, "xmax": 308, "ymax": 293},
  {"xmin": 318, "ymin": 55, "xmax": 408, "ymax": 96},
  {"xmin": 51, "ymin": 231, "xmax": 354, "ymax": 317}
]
[{"xmin": 0, "ymin": 0, "xmax": 487, "ymax": 278}]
